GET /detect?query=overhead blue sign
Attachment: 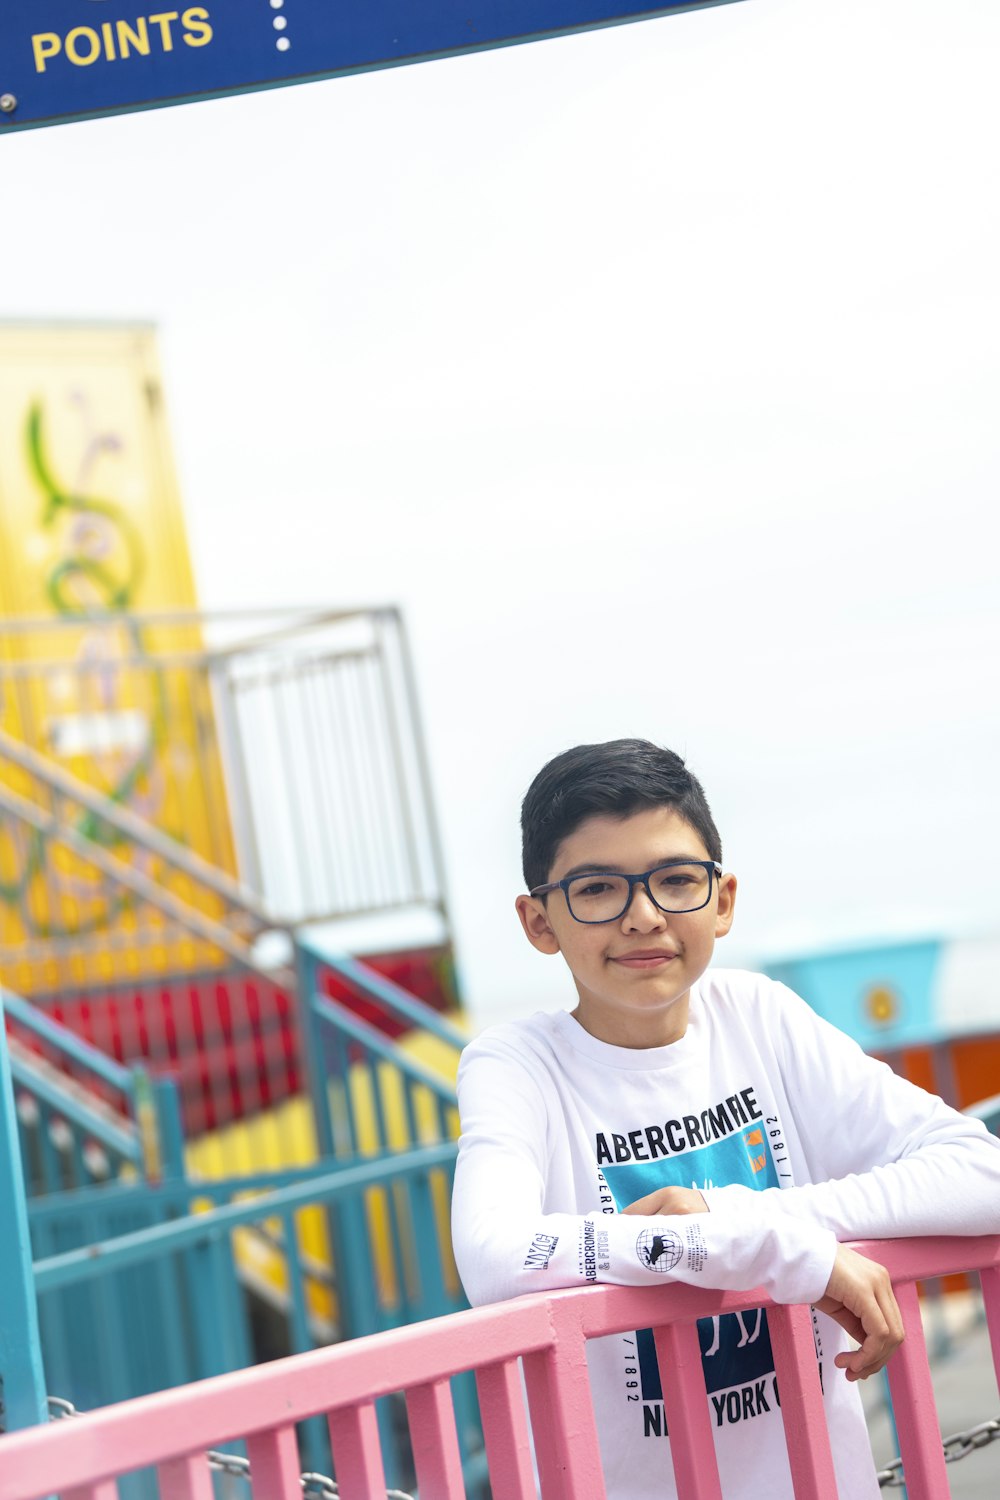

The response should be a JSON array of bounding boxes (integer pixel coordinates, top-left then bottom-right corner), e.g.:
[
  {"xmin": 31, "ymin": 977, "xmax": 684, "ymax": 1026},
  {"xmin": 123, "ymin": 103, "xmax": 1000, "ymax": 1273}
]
[{"xmin": 0, "ymin": 0, "xmax": 744, "ymax": 132}]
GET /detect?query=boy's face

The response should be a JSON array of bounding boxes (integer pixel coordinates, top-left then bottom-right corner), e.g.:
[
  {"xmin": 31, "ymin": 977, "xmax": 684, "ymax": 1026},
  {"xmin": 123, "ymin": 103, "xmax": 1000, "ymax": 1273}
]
[{"xmin": 515, "ymin": 805, "xmax": 736, "ymax": 1049}]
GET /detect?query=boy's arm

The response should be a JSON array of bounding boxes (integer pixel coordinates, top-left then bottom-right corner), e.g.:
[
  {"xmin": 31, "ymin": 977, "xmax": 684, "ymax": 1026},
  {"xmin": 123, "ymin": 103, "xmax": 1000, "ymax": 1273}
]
[
  {"xmin": 452, "ymin": 1036, "xmax": 835, "ymax": 1307},
  {"xmin": 701, "ymin": 985, "xmax": 1000, "ymax": 1239}
]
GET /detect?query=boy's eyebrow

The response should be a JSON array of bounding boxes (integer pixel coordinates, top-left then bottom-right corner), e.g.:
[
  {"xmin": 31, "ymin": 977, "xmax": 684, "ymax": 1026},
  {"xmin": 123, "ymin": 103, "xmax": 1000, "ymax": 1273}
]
[{"xmin": 558, "ymin": 855, "xmax": 706, "ymax": 880}]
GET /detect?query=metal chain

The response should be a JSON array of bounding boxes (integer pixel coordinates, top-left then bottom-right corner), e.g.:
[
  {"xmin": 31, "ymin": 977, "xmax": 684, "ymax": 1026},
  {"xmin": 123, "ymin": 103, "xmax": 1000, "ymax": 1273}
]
[
  {"xmin": 205, "ymin": 1448, "xmax": 415, "ymax": 1500},
  {"xmin": 32, "ymin": 1395, "xmax": 413, "ymax": 1500},
  {"xmin": 876, "ymin": 1417, "xmax": 1000, "ymax": 1488},
  {"xmin": 31, "ymin": 1391, "xmax": 999, "ymax": 1493}
]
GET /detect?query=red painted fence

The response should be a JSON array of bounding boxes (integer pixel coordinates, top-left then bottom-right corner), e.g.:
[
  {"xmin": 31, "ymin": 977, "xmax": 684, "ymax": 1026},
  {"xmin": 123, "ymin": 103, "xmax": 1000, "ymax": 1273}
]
[{"xmin": 1, "ymin": 1236, "xmax": 998, "ymax": 1500}]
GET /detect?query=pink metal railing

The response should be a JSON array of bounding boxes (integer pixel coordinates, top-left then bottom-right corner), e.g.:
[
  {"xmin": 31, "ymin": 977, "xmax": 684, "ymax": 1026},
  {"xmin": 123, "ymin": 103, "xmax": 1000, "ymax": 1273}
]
[{"xmin": 1, "ymin": 1235, "xmax": 998, "ymax": 1500}]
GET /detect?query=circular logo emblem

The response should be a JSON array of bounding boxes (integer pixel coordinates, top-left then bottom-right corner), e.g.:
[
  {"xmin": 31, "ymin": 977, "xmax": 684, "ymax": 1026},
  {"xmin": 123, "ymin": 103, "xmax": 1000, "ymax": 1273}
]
[
  {"xmin": 865, "ymin": 984, "xmax": 900, "ymax": 1027},
  {"xmin": 635, "ymin": 1227, "xmax": 682, "ymax": 1274}
]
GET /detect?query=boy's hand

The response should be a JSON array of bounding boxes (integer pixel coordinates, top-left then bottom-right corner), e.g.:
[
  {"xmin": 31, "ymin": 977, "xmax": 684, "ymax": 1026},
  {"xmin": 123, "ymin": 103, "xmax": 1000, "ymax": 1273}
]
[
  {"xmin": 622, "ymin": 1186, "xmax": 709, "ymax": 1216},
  {"xmin": 815, "ymin": 1246, "xmax": 905, "ymax": 1381}
]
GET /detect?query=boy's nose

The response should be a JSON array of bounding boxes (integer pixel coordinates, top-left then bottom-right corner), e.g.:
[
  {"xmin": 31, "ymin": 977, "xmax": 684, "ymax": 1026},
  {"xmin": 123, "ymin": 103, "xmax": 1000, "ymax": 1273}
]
[{"xmin": 621, "ymin": 884, "xmax": 667, "ymax": 930}]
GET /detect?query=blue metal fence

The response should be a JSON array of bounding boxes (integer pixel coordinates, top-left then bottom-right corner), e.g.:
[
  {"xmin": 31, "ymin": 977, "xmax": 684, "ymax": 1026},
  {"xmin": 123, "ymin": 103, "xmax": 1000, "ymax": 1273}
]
[
  {"xmin": 297, "ymin": 935, "xmax": 464, "ymax": 1162},
  {"xmin": 0, "ymin": 992, "xmax": 49, "ymax": 1436},
  {"xmin": 3, "ymin": 986, "xmax": 184, "ymax": 1194},
  {"xmin": 3, "ymin": 941, "xmax": 476, "ymax": 1488},
  {"xmin": 26, "ymin": 1141, "xmax": 469, "ymax": 1487}
]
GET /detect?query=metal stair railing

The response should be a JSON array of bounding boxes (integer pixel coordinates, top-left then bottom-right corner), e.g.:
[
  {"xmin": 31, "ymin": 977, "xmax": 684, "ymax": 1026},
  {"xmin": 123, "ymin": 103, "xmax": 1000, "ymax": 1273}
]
[
  {"xmin": 297, "ymin": 934, "xmax": 465, "ymax": 1165},
  {"xmin": 23, "ymin": 1141, "xmax": 468, "ymax": 1488},
  {"xmin": 0, "ymin": 748, "xmax": 287, "ymax": 982},
  {"xmin": 306, "ymin": 944, "xmax": 468, "ymax": 1049},
  {"xmin": 0, "ymin": 990, "xmax": 49, "ymax": 1435},
  {"xmin": 0, "ymin": 725, "xmax": 273, "ymax": 934},
  {"xmin": 1, "ymin": 606, "xmax": 457, "ymax": 1154},
  {"xmin": 2, "ymin": 986, "xmax": 184, "ymax": 1194},
  {"xmin": 0, "ymin": 605, "xmax": 451, "ymax": 991}
]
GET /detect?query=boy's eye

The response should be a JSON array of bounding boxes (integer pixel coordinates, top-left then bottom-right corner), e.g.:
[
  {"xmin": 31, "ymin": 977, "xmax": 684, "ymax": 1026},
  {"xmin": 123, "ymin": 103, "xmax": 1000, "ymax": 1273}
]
[
  {"xmin": 574, "ymin": 879, "xmax": 616, "ymax": 897},
  {"xmin": 649, "ymin": 865, "xmax": 705, "ymax": 893}
]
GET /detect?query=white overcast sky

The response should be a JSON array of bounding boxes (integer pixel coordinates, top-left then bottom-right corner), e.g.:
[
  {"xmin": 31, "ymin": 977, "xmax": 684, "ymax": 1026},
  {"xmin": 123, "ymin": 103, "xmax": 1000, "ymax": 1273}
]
[{"xmin": 2, "ymin": 0, "xmax": 998, "ymax": 1027}]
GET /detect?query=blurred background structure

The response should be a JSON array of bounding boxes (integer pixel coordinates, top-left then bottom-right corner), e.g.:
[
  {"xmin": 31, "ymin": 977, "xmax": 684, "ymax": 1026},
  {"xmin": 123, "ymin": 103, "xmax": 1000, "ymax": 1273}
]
[
  {"xmin": 0, "ymin": 322, "xmax": 475, "ymax": 1492},
  {"xmin": 1, "ymin": 0, "xmax": 999, "ymax": 1493}
]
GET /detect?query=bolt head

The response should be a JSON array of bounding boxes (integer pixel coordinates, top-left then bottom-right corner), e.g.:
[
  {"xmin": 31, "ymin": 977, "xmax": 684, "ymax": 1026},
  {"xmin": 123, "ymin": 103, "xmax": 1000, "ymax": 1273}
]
[{"xmin": 0, "ymin": 94, "xmax": 17, "ymax": 114}]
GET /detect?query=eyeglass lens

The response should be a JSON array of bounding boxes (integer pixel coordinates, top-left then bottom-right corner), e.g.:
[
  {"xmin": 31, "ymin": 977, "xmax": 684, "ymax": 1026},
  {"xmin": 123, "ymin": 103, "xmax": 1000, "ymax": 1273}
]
[{"xmin": 565, "ymin": 864, "xmax": 713, "ymax": 922}]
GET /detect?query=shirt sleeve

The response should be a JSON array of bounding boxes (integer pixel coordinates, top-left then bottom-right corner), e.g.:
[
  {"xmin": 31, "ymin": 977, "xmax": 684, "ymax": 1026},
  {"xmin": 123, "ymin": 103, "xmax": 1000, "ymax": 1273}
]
[
  {"xmin": 701, "ymin": 983, "xmax": 1000, "ymax": 1239},
  {"xmin": 452, "ymin": 1030, "xmax": 836, "ymax": 1309}
]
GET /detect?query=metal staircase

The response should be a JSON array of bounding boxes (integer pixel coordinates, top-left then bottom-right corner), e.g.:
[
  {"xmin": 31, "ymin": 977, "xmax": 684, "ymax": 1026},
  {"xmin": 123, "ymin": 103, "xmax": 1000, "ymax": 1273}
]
[
  {"xmin": 0, "ymin": 603, "xmax": 477, "ymax": 1487},
  {"xmin": 0, "ymin": 604, "xmax": 458, "ymax": 1140},
  {"xmin": 1, "ymin": 972, "xmax": 472, "ymax": 1492}
]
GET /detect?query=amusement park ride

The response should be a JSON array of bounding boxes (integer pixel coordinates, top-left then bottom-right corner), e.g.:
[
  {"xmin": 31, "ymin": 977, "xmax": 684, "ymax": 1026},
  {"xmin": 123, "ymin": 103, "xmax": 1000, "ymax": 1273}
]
[{"xmin": 1, "ymin": 5, "xmax": 999, "ymax": 1498}]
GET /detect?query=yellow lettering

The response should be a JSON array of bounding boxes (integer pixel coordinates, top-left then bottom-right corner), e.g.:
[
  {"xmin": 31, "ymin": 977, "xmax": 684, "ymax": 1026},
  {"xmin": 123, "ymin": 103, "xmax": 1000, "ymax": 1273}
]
[
  {"xmin": 148, "ymin": 12, "xmax": 180, "ymax": 50},
  {"xmin": 116, "ymin": 18, "xmax": 151, "ymax": 58},
  {"xmin": 31, "ymin": 32, "xmax": 62, "ymax": 72},
  {"xmin": 65, "ymin": 26, "xmax": 101, "ymax": 66},
  {"xmin": 182, "ymin": 7, "xmax": 213, "ymax": 47},
  {"xmin": 32, "ymin": 9, "xmax": 210, "ymax": 76}
]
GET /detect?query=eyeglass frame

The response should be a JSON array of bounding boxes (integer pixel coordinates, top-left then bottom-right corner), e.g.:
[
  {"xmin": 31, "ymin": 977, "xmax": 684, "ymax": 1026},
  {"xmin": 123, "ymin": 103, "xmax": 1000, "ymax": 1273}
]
[{"xmin": 528, "ymin": 858, "xmax": 724, "ymax": 924}]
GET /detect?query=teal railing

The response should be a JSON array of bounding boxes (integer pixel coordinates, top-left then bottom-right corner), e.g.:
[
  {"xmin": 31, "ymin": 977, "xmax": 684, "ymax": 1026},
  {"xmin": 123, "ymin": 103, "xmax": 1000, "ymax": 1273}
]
[
  {"xmin": 297, "ymin": 936, "xmax": 465, "ymax": 1163},
  {"xmin": 0, "ymin": 992, "xmax": 49, "ymax": 1436},
  {"xmin": 970, "ymin": 1092, "xmax": 1000, "ymax": 1138},
  {"xmin": 1, "ymin": 985, "xmax": 187, "ymax": 1444},
  {"xmin": 2, "ymin": 987, "xmax": 184, "ymax": 1195},
  {"xmin": 3, "ymin": 944, "xmax": 478, "ymax": 1488},
  {"xmin": 26, "ymin": 1140, "xmax": 470, "ymax": 1488}
]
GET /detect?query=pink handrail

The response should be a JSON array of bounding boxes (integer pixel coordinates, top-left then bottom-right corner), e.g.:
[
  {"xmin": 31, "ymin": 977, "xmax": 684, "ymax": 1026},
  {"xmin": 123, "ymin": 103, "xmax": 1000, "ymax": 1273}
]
[{"xmin": 1, "ymin": 1235, "xmax": 998, "ymax": 1500}]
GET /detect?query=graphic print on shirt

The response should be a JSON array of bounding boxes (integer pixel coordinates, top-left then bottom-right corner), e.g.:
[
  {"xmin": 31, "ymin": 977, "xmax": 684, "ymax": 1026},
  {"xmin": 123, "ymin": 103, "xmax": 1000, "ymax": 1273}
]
[{"xmin": 601, "ymin": 1099, "xmax": 782, "ymax": 1422}]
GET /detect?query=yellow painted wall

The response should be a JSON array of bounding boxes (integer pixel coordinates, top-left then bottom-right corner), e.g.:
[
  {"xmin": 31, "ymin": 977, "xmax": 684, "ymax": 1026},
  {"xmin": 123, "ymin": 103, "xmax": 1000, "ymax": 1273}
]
[{"xmin": 0, "ymin": 323, "xmax": 235, "ymax": 992}]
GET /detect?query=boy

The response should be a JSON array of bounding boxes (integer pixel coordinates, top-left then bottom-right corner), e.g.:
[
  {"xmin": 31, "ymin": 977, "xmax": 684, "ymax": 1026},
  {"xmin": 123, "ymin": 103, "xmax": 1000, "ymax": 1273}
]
[{"xmin": 451, "ymin": 739, "xmax": 1000, "ymax": 1499}]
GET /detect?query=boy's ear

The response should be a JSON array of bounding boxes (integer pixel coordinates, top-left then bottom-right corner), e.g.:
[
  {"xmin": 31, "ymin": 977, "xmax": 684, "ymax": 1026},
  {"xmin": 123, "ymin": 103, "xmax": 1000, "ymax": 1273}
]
[
  {"xmin": 515, "ymin": 894, "xmax": 562, "ymax": 955},
  {"xmin": 715, "ymin": 872, "xmax": 737, "ymax": 939}
]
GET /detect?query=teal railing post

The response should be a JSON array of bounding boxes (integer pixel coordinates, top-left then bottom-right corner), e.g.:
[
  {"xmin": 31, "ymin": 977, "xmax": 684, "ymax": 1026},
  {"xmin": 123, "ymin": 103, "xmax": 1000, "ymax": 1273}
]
[
  {"xmin": 0, "ymin": 994, "xmax": 50, "ymax": 1431},
  {"xmin": 295, "ymin": 939, "xmax": 336, "ymax": 1160},
  {"xmin": 151, "ymin": 1076, "xmax": 186, "ymax": 1181}
]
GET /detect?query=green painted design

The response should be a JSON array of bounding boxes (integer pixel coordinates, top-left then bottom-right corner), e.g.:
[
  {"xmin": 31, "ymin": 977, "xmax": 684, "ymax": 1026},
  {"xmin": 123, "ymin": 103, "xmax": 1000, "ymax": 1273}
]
[
  {"xmin": 27, "ymin": 401, "xmax": 146, "ymax": 614},
  {"xmin": 0, "ymin": 400, "xmax": 175, "ymax": 941}
]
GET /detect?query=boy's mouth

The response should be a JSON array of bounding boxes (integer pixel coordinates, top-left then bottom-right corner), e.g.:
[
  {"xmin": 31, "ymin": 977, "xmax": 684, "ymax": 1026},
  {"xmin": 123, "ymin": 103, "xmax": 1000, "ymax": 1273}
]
[{"xmin": 610, "ymin": 949, "xmax": 679, "ymax": 969}]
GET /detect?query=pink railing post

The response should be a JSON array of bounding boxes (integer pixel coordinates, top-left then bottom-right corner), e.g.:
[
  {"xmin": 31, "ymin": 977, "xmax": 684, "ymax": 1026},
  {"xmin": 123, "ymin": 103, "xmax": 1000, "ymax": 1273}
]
[
  {"xmin": 327, "ymin": 1402, "xmax": 389, "ymax": 1499},
  {"xmin": 652, "ymin": 1320, "xmax": 724, "ymax": 1500},
  {"xmin": 476, "ymin": 1358, "xmax": 538, "ymax": 1500},
  {"xmin": 521, "ymin": 1305, "xmax": 607, "ymax": 1500},
  {"xmin": 405, "ymin": 1378, "xmax": 465, "ymax": 1499},
  {"xmin": 245, "ymin": 1426, "xmax": 302, "ymax": 1499},
  {"xmin": 156, "ymin": 1454, "xmax": 214, "ymax": 1500},
  {"xmin": 767, "ymin": 1302, "xmax": 839, "ymax": 1500},
  {"xmin": 981, "ymin": 1265, "xmax": 1000, "ymax": 1385},
  {"xmin": 885, "ymin": 1281, "xmax": 951, "ymax": 1500}
]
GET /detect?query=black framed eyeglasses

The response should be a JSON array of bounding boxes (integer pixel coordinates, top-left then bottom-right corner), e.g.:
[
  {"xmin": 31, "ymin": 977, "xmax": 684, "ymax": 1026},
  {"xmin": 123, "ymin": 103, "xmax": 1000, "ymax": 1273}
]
[{"xmin": 529, "ymin": 859, "xmax": 723, "ymax": 924}]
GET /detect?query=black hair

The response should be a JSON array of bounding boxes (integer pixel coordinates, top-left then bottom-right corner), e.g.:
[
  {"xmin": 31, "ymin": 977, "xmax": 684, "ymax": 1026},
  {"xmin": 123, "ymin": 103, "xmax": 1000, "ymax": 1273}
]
[{"xmin": 520, "ymin": 738, "xmax": 722, "ymax": 892}]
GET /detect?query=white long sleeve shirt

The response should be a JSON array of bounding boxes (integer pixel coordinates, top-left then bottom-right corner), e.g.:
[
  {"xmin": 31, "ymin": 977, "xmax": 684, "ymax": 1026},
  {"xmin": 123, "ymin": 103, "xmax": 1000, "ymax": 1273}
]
[{"xmin": 452, "ymin": 969, "xmax": 1000, "ymax": 1500}]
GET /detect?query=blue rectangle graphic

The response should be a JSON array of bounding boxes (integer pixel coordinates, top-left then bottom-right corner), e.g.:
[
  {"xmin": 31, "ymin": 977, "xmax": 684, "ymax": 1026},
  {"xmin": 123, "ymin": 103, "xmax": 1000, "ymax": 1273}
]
[{"xmin": 604, "ymin": 1125, "xmax": 783, "ymax": 1399}]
